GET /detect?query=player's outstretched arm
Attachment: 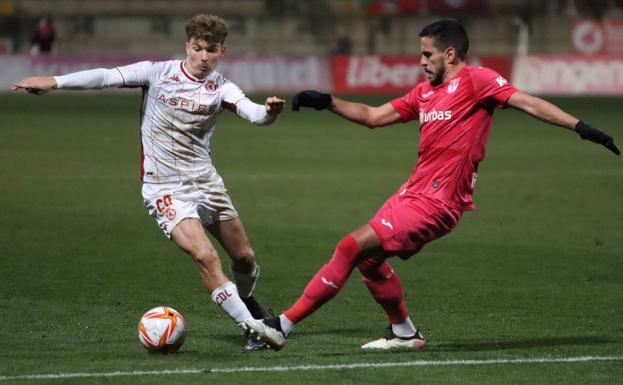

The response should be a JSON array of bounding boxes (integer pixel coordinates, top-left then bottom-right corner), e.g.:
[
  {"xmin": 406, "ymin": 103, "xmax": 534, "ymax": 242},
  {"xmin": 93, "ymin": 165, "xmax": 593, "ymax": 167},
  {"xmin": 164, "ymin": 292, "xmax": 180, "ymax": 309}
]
[
  {"xmin": 507, "ymin": 91, "xmax": 620, "ymax": 155},
  {"xmin": 15, "ymin": 67, "xmax": 129, "ymax": 94},
  {"xmin": 12, "ymin": 76, "xmax": 58, "ymax": 95},
  {"xmin": 292, "ymin": 90, "xmax": 332, "ymax": 111},
  {"xmin": 291, "ymin": 90, "xmax": 402, "ymax": 128}
]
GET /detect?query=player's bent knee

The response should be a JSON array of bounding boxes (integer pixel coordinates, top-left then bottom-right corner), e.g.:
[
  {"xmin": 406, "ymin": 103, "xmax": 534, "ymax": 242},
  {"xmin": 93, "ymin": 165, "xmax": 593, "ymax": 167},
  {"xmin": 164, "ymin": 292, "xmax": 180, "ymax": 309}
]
[
  {"xmin": 232, "ymin": 246, "xmax": 255, "ymax": 264},
  {"xmin": 193, "ymin": 249, "xmax": 222, "ymax": 275},
  {"xmin": 358, "ymin": 258, "xmax": 393, "ymax": 281},
  {"xmin": 336, "ymin": 235, "xmax": 360, "ymax": 256}
]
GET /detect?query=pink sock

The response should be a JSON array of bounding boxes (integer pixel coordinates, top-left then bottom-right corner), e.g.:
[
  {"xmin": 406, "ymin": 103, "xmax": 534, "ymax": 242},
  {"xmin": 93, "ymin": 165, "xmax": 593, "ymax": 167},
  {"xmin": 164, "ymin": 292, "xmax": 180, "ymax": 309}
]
[
  {"xmin": 284, "ymin": 234, "xmax": 360, "ymax": 323},
  {"xmin": 358, "ymin": 257, "xmax": 408, "ymax": 323}
]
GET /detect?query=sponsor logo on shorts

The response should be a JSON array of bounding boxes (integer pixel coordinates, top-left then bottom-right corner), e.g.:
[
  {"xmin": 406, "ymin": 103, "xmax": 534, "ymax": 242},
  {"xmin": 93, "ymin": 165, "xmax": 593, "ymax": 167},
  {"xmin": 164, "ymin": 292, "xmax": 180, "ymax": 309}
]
[{"xmin": 381, "ymin": 218, "xmax": 394, "ymax": 230}]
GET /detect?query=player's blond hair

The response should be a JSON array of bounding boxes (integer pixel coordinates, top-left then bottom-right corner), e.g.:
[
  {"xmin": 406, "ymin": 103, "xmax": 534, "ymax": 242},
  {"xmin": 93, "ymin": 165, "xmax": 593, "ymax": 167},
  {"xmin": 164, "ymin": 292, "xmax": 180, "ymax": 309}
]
[{"xmin": 185, "ymin": 14, "xmax": 229, "ymax": 44}]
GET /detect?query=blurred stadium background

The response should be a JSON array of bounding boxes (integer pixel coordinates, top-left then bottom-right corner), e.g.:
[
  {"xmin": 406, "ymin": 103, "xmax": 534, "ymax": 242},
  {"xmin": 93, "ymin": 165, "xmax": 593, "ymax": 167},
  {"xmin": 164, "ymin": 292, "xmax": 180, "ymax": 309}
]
[{"xmin": 1, "ymin": 0, "xmax": 623, "ymax": 95}]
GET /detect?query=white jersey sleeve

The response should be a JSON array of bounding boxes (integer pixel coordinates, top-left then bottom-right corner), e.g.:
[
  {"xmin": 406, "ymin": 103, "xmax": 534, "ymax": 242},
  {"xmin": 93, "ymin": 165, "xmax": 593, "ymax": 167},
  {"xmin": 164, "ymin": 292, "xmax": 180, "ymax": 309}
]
[
  {"xmin": 221, "ymin": 81, "xmax": 275, "ymax": 125},
  {"xmin": 54, "ymin": 61, "xmax": 158, "ymax": 90},
  {"xmin": 115, "ymin": 61, "xmax": 160, "ymax": 87},
  {"xmin": 54, "ymin": 68, "xmax": 125, "ymax": 90}
]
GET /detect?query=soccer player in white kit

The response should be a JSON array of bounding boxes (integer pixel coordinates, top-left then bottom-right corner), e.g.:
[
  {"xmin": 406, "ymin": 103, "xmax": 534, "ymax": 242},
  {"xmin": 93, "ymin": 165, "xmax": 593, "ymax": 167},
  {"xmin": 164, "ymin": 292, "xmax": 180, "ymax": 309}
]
[{"xmin": 13, "ymin": 14, "xmax": 286, "ymax": 351}]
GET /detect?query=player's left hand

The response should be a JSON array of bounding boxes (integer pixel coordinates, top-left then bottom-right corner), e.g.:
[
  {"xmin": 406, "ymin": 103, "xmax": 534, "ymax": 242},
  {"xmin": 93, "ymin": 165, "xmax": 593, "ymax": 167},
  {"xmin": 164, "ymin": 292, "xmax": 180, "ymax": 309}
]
[
  {"xmin": 12, "ymin": 76, "xmax": 57, "ymax": 95},
  {"xmin": 265, "ymin": 96, "xmax": 286, "ymax": 116},
  {"xmin": 575, "ymin": 121, "xmax": 620, "ymax": 155}
]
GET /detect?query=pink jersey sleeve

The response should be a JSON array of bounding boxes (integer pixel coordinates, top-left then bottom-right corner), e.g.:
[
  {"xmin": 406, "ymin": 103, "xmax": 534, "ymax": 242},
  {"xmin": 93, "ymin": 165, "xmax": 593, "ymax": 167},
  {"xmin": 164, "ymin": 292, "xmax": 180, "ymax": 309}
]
[
  {"xmin": 470, "ymin": 67, "xmax": 517, "ymax": 108},
  {"xmin": 390, "ymin": 87, "xmax": 420, "ymax": 122}
]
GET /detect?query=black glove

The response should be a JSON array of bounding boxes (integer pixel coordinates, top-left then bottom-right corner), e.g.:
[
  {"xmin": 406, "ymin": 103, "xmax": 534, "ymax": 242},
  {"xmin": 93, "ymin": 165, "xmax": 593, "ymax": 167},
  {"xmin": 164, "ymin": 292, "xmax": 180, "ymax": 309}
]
[
  {"xmin": 575, "ymin": 121, "xmax": 620, "ymax": 155},
  {"xmin": 292, "ymin": 90, "xmax": 332, "ymax": 111}
]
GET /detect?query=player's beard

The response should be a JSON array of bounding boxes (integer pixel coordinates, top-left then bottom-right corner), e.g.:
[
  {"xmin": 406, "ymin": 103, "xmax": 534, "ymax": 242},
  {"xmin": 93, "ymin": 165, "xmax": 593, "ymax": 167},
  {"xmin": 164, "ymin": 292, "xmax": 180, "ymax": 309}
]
[{"xmin": 429, "ymin": 63, "xmax": 446, "ymax": 87}]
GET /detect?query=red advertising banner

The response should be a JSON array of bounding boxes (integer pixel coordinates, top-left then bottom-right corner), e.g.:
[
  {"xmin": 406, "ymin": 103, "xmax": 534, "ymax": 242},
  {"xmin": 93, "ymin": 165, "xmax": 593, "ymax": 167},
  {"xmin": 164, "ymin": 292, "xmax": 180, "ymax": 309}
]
[
  {"xmin": 512, "ymin": 55, "xmax": 623, "ymax": 95},
  {"xmin": 332, "ymin": 55, "xmax": 511, "ymax": 94},
  {"xmin": 572, "ymin": 20, "xmax": 623, "ymax": 55}
]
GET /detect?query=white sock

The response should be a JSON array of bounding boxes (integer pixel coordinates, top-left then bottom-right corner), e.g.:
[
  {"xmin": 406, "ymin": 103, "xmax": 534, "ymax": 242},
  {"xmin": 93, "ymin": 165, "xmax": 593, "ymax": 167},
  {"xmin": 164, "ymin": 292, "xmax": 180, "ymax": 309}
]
[
  {"xmin": 391, "ymin": 316, "xmax": 417, "ymax": 338},
  {"xmin": 211, "ymin": 282, "xmax": 252, "ymax": 323},
  {"xmin": 231, "ymin": 263, "xmax": 260, "ymax": 298},
  {"xmin": 279, "ymin": 314, "xmax": 295, "ymax": 336}
]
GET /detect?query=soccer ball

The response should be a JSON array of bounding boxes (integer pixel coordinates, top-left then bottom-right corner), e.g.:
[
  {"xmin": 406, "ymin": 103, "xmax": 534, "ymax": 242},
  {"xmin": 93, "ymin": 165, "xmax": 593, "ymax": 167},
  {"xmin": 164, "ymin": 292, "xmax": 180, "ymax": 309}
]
[{"xmin": 137, "ymin": 306, "xmax": 186, "ymax": 353}]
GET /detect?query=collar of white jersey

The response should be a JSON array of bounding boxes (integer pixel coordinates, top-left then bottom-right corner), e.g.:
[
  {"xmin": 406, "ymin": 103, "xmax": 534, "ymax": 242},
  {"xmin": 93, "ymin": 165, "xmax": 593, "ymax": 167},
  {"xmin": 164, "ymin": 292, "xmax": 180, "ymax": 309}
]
[{"xmin": 180, "ymin": 61, "xmax": 209, "ymax": 83}]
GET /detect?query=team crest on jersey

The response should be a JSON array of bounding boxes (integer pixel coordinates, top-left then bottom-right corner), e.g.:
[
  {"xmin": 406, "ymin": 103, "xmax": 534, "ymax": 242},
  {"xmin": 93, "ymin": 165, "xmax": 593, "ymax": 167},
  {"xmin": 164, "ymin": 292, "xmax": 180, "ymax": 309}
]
[
  {"xmin": 205, "ymin": 80, "xmax": 217, "ymax": 93},
  {"xmin": 447, "ymin": 78, "xmax": 460, "ymax": 93}
]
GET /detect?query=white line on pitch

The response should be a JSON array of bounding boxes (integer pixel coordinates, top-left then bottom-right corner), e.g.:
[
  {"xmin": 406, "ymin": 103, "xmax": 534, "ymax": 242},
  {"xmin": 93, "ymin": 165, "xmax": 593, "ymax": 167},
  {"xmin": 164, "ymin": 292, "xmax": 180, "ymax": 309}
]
[{"xmin": 1, "ymin": 355, "xmax": 622, "ymax": 381}]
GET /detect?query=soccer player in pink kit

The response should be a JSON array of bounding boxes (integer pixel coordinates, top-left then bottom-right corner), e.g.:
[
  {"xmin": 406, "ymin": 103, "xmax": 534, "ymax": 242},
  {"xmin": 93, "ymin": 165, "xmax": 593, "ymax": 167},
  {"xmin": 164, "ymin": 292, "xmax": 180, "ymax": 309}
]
[
  {"xmin": 13, "ymin": 15, "xmax": 286, "ymax": 351},
  {"xmin": 246, "ymin": 19, "xmax": 619, "ymax": 351}
]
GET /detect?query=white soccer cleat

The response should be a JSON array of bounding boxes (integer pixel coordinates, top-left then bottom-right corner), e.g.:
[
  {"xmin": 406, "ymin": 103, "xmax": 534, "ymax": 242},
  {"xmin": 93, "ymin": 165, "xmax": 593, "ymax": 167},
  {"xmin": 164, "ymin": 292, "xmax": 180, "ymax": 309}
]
[
  {"xmin": 243, "ymin": 317, "xmax": 287, "ymax": 351},
  {"xmin": 244, "ymin": 336, "xmax": 269, "ymax": 351},
  {"xmin": 361, "ymin": 326, "xmax": 426, "ymax": 350}
]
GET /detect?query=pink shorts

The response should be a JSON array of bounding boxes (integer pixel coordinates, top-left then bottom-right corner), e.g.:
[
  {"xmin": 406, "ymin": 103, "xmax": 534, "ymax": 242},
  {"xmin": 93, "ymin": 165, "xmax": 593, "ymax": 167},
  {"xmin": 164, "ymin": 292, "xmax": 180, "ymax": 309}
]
[{"xmin": 368, "ymin": 189, "xmax": 462, "ymax": 259}]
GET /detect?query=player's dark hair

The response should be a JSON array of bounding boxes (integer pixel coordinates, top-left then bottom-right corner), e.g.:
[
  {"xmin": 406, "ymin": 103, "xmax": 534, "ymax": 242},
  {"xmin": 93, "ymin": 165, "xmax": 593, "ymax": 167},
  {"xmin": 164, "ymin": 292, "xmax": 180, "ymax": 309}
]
[
  {"xmin": 419, "ymin": 19, "xmax": 469, "ymax": 60},
  {"xmin": 185, "ymin": 14, "xmax": 229, "ymax": 44}
]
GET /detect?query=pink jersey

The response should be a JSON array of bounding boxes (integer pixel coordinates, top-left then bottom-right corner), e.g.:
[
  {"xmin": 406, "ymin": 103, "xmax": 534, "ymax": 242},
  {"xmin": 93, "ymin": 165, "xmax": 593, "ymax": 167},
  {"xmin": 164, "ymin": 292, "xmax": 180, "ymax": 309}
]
[{"xmin": 390, "ymin": 66, "xmax": 517, "ymax": 211}]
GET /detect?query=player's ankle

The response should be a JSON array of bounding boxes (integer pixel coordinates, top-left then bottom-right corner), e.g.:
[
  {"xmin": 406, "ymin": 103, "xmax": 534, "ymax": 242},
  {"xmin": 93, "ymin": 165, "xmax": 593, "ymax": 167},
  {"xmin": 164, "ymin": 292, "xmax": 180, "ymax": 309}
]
[
  {"xmin": 279, "ymin": 314, "xmax": 295, "ymax": 336},
  {"xmin": 391, "ymin": 316, "xmax": 417, "ymax": 338}
]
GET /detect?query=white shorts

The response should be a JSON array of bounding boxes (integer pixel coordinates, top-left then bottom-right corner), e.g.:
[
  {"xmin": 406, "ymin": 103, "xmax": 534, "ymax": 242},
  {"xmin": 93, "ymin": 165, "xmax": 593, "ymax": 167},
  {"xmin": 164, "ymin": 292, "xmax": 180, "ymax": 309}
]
[{"xmin": 142, "ymin": 170, "xmax": 238, "ymax": 238}]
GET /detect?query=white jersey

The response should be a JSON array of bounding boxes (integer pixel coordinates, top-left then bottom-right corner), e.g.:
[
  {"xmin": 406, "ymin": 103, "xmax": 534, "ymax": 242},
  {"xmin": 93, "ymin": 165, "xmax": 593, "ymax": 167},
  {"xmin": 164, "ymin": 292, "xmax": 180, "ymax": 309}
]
[{"xmin": 55, "ymin": 59, "xmax": 273, "ymax": 183}]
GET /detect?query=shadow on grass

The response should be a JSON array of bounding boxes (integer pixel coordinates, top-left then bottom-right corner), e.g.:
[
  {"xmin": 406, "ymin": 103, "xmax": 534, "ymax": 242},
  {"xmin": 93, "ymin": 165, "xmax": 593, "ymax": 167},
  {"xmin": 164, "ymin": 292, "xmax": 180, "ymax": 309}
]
[
  {"xmin": 430, "ymin": 336, "xmax": 622, "ymax": 352},
  {"xmin": 201, "ymin": 330, "xmax": 623, "ymax": 358}
]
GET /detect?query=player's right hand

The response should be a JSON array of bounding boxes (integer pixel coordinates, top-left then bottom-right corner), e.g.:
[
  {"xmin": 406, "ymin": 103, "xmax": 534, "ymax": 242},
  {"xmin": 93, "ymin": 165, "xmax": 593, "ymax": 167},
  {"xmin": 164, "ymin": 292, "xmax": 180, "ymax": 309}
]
[
  {"xmin": 12, "ymin": 76, "xmax": 57, "ymax": 95},
  {"xmin": 575, "ymin": 121, "xmax": 620, "ymax": 155},
  {"xmin": 292, "ymin": 90, "xmax": 332, "ymax": 111}
]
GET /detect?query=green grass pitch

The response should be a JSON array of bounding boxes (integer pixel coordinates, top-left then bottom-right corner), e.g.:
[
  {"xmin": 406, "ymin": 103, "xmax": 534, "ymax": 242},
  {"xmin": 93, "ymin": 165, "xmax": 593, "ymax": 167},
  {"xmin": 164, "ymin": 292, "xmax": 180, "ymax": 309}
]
[{"xmin": 0, "ymin": 93, "xmax": 622, "ymax": 384}]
